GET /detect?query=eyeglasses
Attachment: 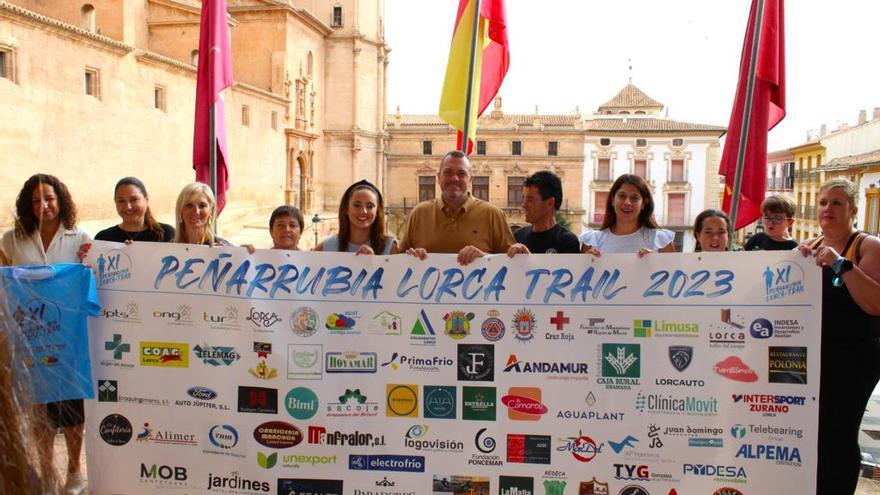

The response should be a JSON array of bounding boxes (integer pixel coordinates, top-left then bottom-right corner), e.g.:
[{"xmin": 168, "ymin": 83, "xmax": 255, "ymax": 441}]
[{"xmin": 762, "ymin": 215, "xmax": 790, "ymax": 224}]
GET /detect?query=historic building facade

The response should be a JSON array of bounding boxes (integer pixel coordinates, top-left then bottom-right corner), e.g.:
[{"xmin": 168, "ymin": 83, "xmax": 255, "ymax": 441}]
[
  {"xmin": 384, "ymin": 98, "xmax": 586, "ymax": 236},
  {"xmin": 583, "ymin": 83, "xmax": 725, "ymax": 252},
  {"xmin": 0, "ymin": 0, "xmax": 388, "ymax": 245}
]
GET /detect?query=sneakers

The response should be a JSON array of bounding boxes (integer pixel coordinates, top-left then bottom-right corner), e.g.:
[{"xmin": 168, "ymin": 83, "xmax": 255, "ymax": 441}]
[{"xmin": 64, "ymin": 472, "xmax": 87, "ymax": 495}]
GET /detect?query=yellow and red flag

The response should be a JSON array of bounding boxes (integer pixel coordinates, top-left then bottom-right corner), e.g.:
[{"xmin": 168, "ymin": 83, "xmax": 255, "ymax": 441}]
[{"xmin": 438, "ymin": 0, "xmax": 509, "ymax": 154}]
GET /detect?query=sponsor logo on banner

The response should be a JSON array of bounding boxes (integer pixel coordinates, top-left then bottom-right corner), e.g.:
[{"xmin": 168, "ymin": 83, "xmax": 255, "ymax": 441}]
[
  {"xmin": 633, "ymin": 319, "xmax": 699, "ymax": 338},
  {"xmin": 386, "ymin": 384, "xmax": 419, "ymax": 417},
  {"xmin": 654, "ymin": 377, "xmax": 705, "ymax": 387},
  {"xmin": 277, "ymin": 478, "xmax": 343, "ymax": 495},
  {"xmin": 249, "ymin": 342, "xmax": 278, "ymax": 379},
  {"xmin": 763, "ymin": 261, "xmax": 805, "ymax": 301},
  {"xmin": 608, "ymin": 435, "xmax": 638, "ymax": 454},
  {"xmin": 268, "ymin": 453, "xmax": 338, "ymax": 469},
  {"xmin": 381, "ymin": 352, "xmax": 454, "ymax": 373},
  {"xmin": 246, "ymin": 307, "xmax": 282, "ymax": 332},
  {"xmin": 462, "ymin": 386, "xmax": 496, "ymax": 421},
  {"xmin": 708, "ymin": 308, "xmax": 747, "ymax": 348},
  {"xmin": 614, "ymin": 464, "xmax": 650, "ymax": 481},
  {"xmin": 443, "ymin": 310, "xmax": 474, "ymax": 340},
  {"xmin": 326, "ymin": 388, "xmax": 380, "ymax": 417},
  {"xmin": 403, "ymin": 424, "xmax": 464, "ymax": 452},
  {"xmin": 253, "ymin": 421, "xmax": 302, "ymax": 449},
  {"xmin": 410, "ymin": 309, "xmax": 437, "ymax": 346},
  {"xmin": 285, "ymin": 387, "xmax": 319, "ymax": 420},
  {"xmin": 203, "ymin": 306, "xmax": 241, "ymax": 331},
  {"xmin": 95, "ymin": 249, "xmax": 132, "ymax": 286},
  {"xmin": 325, "ymin": 311, "xmax": 359, "ymax": 333},
  {"xmin": 579, "ymin": 477, "xmax": 610, "ymax": 495},
  {"xmin": 682, "ymin": 463, "xmax": 748, "ymax": 483},
  {"xmin": 647, "ymin": 424, "xmax": 664, "ymax": 448},
  {"xmin": 512, "ymin": 308, "xmax": 537, "ymax": 342},
  {"xmin": 135, "ymin": 421, "xmax": 197, "ymax": 446},
  {"xmin": 97, "ymin": 380, "xmax": 170, "ymax": 406},
  {"xmin": 325, "ymin": 351, "xmax": 377, "ymax": 373},
  {"xmin": 507, "ymin": 434, "xmax": 551, "ymax": 464},
  {"xmin": 348, "ymin": 454, "xmax": 425, "ymax": 473},
  {"xmin": 100, "ymin": 413, "xmax": 133, "ymax": 446},
  {"xmin": 502, "ymin": 387, "xmax": 547, "ymax": 420},
  {"xmin": 668, "ymin": 346, "xmax": 693, "ymax": 372},
  {"xmin": 205, "ymin": 424, "xmax": 244, "ymax": 458},
  {"xmin": 423, "ymin": 385, "xmax": 456, "ymax": 419},
  {"xmin": 481, "ymin": 309, "xmax": 506, "ymax": 341},
  {"xmin": 547, "ymin": 310, "xmax": 571, "ymax": 338},
  {"xmin": 432, "ymin": 475, "xmax": 490, "ymax": 494},
  {"xmin": 731, "ymin": 393, "xmax": 806, "ymax": 416},
  {"xmin": 735, "ymin": 444, "xmax": 802, "ymax": 466},
  {"xmin": 730, "ymin": 424, "xmax": 747, "ymax": 439},
  {"xmin": 557, "ymin": 430, "xmax": 603, "ymax": 462},
  {"xmin": 140, "ymin": 341, "xmax": 189, "ymax": 367},
  {"xmin": 615, "ymin": 485, "xmax": 648, "ymax": 495},
  {"xmin": 99, "ymin": 301, "xmax": 140, "ymax": 323},
  {"xmin": 193, "ymin": 343, "xmax": 241, "ymax": 366},
  {"xmin": 237, "ymin": 386, "xmax": 278, "ymax": 414},
  {"xmin": 499, "ymin": 475, "xmax": 533, "ymax": 495},
  {"xmin": 714, "ymin": 356, "xmax": 759, "ymax": 382},
  {"xmin": 713, "ymin": 488, "xmax": 745, "ymax": 495},
  {"xmin": 287, "ymin": 344, "xmax": 322, "ymax": 380},
  {"xmin": 186, "ymin": 386, "xmax": 217, "ymax": 400},
  {"xmin": 101, "ymin": 333, "xmax": 134, "ymax": 369},
  {"xmin": 503, "ymin": 353, "xmax": 589, "ymax": 380},
  {"xmin": 290, "ymin": 307, "xmax": 319, "ymax": 337},
  {"xmin": 579, "ymin": 316, "xmax": 628, "ymax": 337},
  {"xmin": 178, "ymin": 385, "xmax": 231, "ymax": 410},
  {"xmin": 635, "ymin": 392, "xmax": 719, "ymax": 416},
  {"xmin": 689, "ymin": 437, "xmax": 723, "ymax": 447},
  {"xmin": 739, "ymin": 424, "xmax": 803, "ymax": 440},
  {"xmin": 97, "ymin": 379, "xmax": 118, "ymax": 401},
  {"xmin": 307, "ymin": 425, "xmax": 386, "ymax": 446},
  {"xmin": 457, "ymin": 344, "xmax": 494, "ymax": 381},
  {"xmin": 768, "ymin": 346, "xmax": 808, "ymax": 384},
  {"xmin": 598, "ymin": 343, "xmax": 640, "ymax": 389},
  {"xmin": 371, "ymin": 310, "xmax": 402, "ymax": 335},
  {"xmin": 469, "ymin": 428, "xmax": 503, "ymax": 466},
  {"xmin": 138, "ymin": 463, "xmax": 188, "ymax": 488},
  {"xmin": 153, "ymin": 304, "xmax": 193, "ymax": 326},
  {"xmin": 749, "ymin": 318, "xmax": 774, "ymax": 338},
  {"xmin": 206, "ymin": 472, "xmax": 271, "ymax": 493}
]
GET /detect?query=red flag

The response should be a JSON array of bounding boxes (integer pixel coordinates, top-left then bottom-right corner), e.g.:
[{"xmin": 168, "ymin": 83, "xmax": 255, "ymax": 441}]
[
  {"xmin": 439, "ymin": 0, "xmax": 509, "ymax": 154},
  {"xmin": 193, "ymin": 0, "xmax": 234, "ymax": 213},
  {"xmin": 719, "ymin": 0, "xmax": 785, "ymax": 229}
]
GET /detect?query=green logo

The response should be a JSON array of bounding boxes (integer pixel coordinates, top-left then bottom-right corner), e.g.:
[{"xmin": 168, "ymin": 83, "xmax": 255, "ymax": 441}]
[
  {"xmin": 257, "ymin": 451, "xmax": 277, "ymax": 469},
  {"xmin": 633, "ymin": 319, "xmax": 652, "ymax": 337},
  {"xmin": 462, "ymin": 386, "xmax": 496, "ymax": 421},
  {"xmin": 601, "ymin": 343, "xmax": 640, "ymax": 378},
  {"xmin": 285, "ymin": 387, "xmax": 319, "ymax": 420},
  {"xmin": 543, "ymin": 480, "xmax": 567, "ymax": 495}
]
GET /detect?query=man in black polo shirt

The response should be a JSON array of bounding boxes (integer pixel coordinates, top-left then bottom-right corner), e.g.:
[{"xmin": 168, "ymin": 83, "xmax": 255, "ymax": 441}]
[{"xmin": 507, "ymin": 171, "xmax": 581, "ymax": 255}]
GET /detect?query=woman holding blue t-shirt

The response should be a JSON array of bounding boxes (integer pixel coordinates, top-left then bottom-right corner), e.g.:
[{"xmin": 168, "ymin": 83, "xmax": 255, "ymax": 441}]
[
  {"xmin": 315, "ymin": 180, "xmax": 397, "ymax": 255},
  {"xmin": 0, "ymin": 173, "xmax": 90, "ymax": 494},
  {"xmin": 579, "ymin": 174, "xmax": 675, "ymax": 256}
]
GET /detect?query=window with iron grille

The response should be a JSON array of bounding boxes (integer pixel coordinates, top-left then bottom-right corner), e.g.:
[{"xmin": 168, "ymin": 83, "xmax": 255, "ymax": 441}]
[
  {"xmin": 422, "ymin": 140, "xmax": 432, "ymax": 155},
  {"xmin": 507, "ymin": 176, "xmax": 525, "ymax": 206},
  {"xmin": 473, "ymin": 176, "xmax": 489, "ymax": 202},
  {"xmin": 476, "ymin": 141, "xmax": 487, "ymax": 155},
  {"xmin": 512, "ymin": 141, "xmax": 522, "ymax": 156},
  {"xmin": 418, "ymin": 176, "xmax": 435, "ymax": 202},
  {"xmin": 548, "ymin": 141, "xmax": 558, "ymax": 156}
]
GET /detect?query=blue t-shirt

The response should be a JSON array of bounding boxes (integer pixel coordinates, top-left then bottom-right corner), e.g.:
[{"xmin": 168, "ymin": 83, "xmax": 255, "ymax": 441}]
[{"xmin": 1, "ymin": 264, "xmax": 100, "ymax": 404}]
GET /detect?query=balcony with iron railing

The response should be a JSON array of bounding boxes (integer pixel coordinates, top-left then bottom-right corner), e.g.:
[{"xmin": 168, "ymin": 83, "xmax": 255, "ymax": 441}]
[
  {"xmin": 587, "ymin": 212, "xmax": 696, "ymax": 230},
  {"xmin": 766, "ymin": 177, "xmax": 794, "ymax": 191}
]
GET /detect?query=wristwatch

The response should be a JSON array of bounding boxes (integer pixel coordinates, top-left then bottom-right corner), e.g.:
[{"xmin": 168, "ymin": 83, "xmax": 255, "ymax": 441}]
[{"xmin": 832, "ymin": 257, "xmax": 854, "ymax": 275}]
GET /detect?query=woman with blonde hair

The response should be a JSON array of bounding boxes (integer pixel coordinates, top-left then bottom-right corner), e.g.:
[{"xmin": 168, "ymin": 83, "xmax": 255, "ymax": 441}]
[
  {"xmin": 172, "ymin": 182, "xmax": 229, "ymax": 246},
  {"xmin": 797, "ymin": 177, "xmax": 880, "ymax": 494}
]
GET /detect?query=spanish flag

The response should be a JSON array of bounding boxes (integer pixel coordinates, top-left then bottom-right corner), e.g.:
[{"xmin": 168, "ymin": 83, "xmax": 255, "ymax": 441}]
[{"xmin": 439, "ymin": 0, "xmax": 509, "ymax": 154}]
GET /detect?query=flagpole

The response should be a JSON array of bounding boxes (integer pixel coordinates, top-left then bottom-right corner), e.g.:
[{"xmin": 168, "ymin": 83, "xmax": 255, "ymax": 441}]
[
  {"xmin": 209, "ymin": 102, "xmax": 218, "ymax": 233},
  {"xmin": 728, "ymin": 0, "xmax": 765, "ymax": 247},
  {"xmin": 460, "ymin": 0, "xmax": 482, "ymax": 154}
]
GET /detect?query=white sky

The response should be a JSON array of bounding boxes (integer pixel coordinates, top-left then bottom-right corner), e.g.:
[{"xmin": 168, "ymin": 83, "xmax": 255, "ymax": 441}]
[{"xmin": 385, "ymin": 0, "xmax": 880, "ymax": 150}]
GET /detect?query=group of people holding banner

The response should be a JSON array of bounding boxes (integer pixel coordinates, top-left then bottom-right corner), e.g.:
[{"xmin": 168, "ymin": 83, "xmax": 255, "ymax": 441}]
[{"xmin": 1, "ymin": 149, "xmax": 878, "ymax": 494}]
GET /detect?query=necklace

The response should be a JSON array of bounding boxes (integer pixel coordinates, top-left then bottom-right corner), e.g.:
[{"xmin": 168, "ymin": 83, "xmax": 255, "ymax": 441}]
[{"xmin": 119, "ymin": 225, "xmax": 144, "ymax": 242}]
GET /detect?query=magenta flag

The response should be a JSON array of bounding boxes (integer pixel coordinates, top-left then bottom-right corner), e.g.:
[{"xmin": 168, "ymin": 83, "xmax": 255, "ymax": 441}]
[{"xmin": 193, "ymin": 0, "xmax": 233, "ymax": 213}]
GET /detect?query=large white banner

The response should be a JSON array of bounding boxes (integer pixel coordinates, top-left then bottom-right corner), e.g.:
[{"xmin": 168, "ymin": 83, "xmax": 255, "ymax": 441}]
[{"xmin": 85, "ymin": 242, "xmax": 820, "ymax": 495}]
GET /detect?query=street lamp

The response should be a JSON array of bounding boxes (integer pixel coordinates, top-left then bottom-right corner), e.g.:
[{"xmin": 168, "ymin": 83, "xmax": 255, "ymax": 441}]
[{"xmin": 311, "ymin": 213, "xmax": 321, "ymax": 247}]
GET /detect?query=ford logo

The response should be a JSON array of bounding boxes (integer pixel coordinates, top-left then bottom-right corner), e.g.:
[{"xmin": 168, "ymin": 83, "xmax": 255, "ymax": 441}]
[{"xmin": 187, "ymin": 386, "xmax": 217, "ymax": 400}]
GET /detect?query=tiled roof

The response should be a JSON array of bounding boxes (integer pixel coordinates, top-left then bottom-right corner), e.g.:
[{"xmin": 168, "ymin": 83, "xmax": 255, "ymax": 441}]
[
  {"xmin": 598, "ymin": 83, "xmax": 664, "ymax": 110},
  {"xmin": 0, "ymin": 1, "xmax": 135, "ymax": 52},
  {"xmin": 586, "ymin": 118, "xmax": 725, "ymax": 134},
  {"xmin": 390, "ymin": 113, "xmax": 582, "ymax": 128},
  {"xmin": 823, "ymin": 149, "xmax": 880, "ymax": 170}
]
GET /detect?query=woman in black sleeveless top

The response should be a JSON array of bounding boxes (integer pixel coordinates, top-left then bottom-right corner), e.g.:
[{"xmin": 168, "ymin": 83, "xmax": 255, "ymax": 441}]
[{"xmin": 798, "ymin": 178, "xmax": 880, "ymax": 494}]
